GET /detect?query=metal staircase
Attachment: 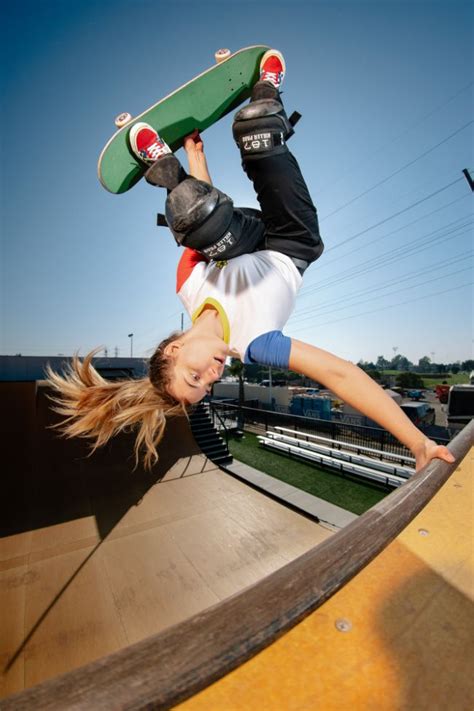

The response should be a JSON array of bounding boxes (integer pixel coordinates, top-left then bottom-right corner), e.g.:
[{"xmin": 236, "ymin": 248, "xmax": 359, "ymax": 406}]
[{"xmin": 189, "ymin": 401, "xmax": 233, "ymax": 467}]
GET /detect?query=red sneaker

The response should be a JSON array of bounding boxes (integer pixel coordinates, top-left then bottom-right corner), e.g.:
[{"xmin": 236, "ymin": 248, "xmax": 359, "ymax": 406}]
[
  {"xmin": 129, "ymin": 122, "xmax": 171, "ymax": 163},
  {"xmin": 259, "ymin": 49, "xmax": 286, "ymax": 89}
]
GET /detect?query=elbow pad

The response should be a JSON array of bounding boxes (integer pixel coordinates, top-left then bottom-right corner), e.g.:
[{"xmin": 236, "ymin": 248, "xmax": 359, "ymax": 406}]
[{"xmin": 244, "ymin": 331, "xmax": 291, "ymax": 369}]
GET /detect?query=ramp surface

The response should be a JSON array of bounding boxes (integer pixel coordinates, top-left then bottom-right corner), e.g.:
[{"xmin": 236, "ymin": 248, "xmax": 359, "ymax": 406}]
[
  {"xmin": 177, "ymin": 443, "xmax": 473, "ymax": 711},
  {"xmin": 0, "ymin": 382, "xmax": 330, "ymax": 698}
]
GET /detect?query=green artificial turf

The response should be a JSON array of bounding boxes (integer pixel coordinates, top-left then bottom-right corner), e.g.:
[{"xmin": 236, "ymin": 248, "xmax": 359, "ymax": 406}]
[{"xmin": 228, "ymin": 432, "xmax": 389, "ymax": 515}]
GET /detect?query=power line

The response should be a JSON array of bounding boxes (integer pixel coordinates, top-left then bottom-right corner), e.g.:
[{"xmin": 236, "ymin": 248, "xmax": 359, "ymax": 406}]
[
  {"xmin": 307, "ymin": 192, "xmax": 470, "ymax": 274},
  {"xmin": 294, "ymin": 251, "xmax": 472, "ymax": 319},
  {"xmin": 325, "ymin": 222, "xmax": 472, "ymax": 288},
  {"xmin": 321, "ymin": 120, "xmax": 473, "ymax": 221},
  {"xmin": 314, "ymin": 80, "xmax": 474, "ymax": 198},
  {"xmin": 301, "ymin": 216, "xmax": 472, "ymax": 297},
  {"xmin": 290, "ymin": 282, "xmax": 473, "ymax": 333},
  {"xmin": 293, "ymin": 244, "xmax": 472, "ymax": 321},
  {"xmin": 323, "ymin": 175, "xmax": 466, "ymax": 255},
  {"xmin": 292, "ymin": 222, "xmax": 471, "ymax": 325},
  {"xmin": 290, "ymin": 263, "xmax": 472, "ymax": 327}
]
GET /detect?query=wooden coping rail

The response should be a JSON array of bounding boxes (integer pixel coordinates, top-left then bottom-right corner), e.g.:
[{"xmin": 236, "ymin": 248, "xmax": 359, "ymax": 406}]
[{"xmin": 4, "ymin": 422, "xmax": 473, "ymax": 711}]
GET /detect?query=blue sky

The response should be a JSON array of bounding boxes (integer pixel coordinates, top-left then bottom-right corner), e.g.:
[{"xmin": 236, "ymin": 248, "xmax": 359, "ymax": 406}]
[{"xmin": 1, "ymin": 0, "xmax": 473, "ymax": 365}]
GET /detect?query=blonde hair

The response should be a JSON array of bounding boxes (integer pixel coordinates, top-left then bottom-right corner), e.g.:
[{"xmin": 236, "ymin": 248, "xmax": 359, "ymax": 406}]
[{"xmin": 45, "ymin": 334, "xmax": 186, "ymax": 470}]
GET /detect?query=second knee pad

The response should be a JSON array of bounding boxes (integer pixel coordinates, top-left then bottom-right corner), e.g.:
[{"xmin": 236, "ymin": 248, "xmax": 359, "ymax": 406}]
[
  {"xmin": 165, "ymin": 178, "xmax": 236, "ymax": 257},
  {"xmin": 232, "ymin": 98, "xmax": 294, "ymax": 161}
]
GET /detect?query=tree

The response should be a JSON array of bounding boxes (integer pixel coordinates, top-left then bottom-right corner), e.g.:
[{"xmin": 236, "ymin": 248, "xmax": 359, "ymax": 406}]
[
  {"xmin": 417, "ymin": 356, "xmax": 431, "ymax": 373},
  {"xmin": 367, "ymin": 370, "xmax": 382, "ymax": 382},
  {"xmin": 376, "ymin": 355, "xmax": 390, "ymax": 371},
  {"xmin": 390, "ymin": 354, "xmax": 413, "ymax": 371},
  {"xmin": 396, "ymin": 372, "xmax": 425, "ymax": 389}
]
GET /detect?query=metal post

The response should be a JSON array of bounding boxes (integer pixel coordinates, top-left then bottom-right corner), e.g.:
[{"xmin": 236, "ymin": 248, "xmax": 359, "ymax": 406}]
[
  {"xmin": 269, "ymin": 366, "xmax": 272, "ymax": 410},
  {"xmin": 128, "ymin": 333, "xmax": 134, "ymax": 358}
]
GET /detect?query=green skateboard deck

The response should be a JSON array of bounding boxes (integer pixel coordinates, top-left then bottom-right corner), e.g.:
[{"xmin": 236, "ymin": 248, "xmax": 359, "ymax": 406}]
[{"xmin": 98, "ymin": 45, "xmax": 269, "ymax": 194}]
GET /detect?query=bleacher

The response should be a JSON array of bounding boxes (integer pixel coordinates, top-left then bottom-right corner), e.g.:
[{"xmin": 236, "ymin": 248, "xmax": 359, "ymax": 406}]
[{"xmin": 257, "ymin": 426, "xmax": 415, "ymax": 488}]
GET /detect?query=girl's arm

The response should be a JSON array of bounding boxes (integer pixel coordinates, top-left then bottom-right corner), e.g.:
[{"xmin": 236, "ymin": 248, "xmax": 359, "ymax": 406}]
[
  {"xmin": 289, "ymin": 339, "xmax": 455, "ymax": 472},
  {"xmin": 183, "ymin": 131, "xmax": 212, "ymax": 184}
]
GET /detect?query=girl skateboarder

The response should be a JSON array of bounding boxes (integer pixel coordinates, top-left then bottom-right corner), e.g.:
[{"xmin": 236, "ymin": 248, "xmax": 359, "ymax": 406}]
[{"xmin": 47, "ymin": 50, "xmax": 454, "ymax": 472}]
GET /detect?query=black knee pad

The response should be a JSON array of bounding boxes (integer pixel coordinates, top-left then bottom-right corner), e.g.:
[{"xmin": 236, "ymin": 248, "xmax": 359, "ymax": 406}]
[
  {"xmin": 232, "ymin": 98, "xmax": 294, "ymax": 161},
  {"xmin": 165, "ymin": 178, "xmax": 237, "ymax": 257}
]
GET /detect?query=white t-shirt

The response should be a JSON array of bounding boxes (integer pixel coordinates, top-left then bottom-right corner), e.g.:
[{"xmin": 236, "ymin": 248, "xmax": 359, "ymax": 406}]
[{"xmin": 177, "ymin": 250, "xmax": 302, "ymax": 360}]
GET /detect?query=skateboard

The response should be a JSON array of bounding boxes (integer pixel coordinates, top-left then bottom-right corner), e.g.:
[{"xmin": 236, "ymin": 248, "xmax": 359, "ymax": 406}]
[{"xmin": 98, "ymin": 45, "xmax": 269, "ymax": 194}]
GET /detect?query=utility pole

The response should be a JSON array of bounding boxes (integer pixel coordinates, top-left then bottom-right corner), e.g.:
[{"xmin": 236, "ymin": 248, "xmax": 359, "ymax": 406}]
[
  {"xmin": 181, "ymin": 313, "xmax": 184, "ymax": 331},
  {"xmin": 462, "ymin": 168, "xmax": 473, "ymax": 192},
  {"xmin": 128, "ymin": 333, "xmax": 134, "ymax": 358}
]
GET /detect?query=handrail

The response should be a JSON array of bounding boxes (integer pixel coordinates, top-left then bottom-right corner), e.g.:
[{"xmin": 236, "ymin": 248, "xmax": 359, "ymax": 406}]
[
  {"xmin": 210, "ymin": 401, "xmax": 451, "ymax": 453},
  {"xmin": 208, "ymin": 400, "xmax": 230, "ymax": 450},
  {"xmin": 4, "ymin": 422, "xmax": 472, "ymax": 711}
]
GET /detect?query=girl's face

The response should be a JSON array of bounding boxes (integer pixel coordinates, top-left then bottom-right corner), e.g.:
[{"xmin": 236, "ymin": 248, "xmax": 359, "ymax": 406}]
[{"xmin": 165, "ymin": 335, "xmax": 228, "ymax": 404}]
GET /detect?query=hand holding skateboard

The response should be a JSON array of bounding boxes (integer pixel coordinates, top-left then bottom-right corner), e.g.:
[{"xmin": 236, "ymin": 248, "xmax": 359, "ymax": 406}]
[{"xmin": 183, "ymin": 130, "xmax": 204, "ymax": 155}]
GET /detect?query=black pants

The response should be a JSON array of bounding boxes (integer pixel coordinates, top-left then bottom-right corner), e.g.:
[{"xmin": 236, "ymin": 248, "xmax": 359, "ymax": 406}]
[
  {"xmin": 231, "ymin": 149, "xmax": 324, "ymax": 269},
  {"xmin": 163, "ymin": 93, "xmax": 323, "ymax": 271}
]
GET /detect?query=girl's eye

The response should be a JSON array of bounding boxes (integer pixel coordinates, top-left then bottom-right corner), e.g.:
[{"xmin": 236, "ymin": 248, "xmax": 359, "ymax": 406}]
[{"xmin": 192, "ymin": 373, "xmax": 200, "ymax": 382}]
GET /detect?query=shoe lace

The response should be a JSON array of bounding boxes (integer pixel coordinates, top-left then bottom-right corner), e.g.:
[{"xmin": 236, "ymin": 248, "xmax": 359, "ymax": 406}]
[
  {"xmin": 147, "ymin": 140, "xmax": 166, "ymax": 159},
  {"xmin": 260, "ymin": 69, "xmax": 281, "ymax": 85}
]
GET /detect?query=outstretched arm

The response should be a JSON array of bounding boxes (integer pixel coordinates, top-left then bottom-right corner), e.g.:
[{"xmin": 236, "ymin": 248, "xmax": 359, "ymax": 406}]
[
  {"xmin": 289, "ymin": 339, "xmax": 455, "ymax": 472},
  {"xmin": 183, "ymin": 131, "xmax": 212, "ymax": 184}
]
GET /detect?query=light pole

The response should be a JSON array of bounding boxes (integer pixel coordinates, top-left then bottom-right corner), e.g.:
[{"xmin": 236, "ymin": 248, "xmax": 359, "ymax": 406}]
[
  {"xmin": 128, "ymin": 333, "xmax": 134, "ymax": 358},
  {"xmin": 392, "ymin": 346, "xmax": 398, "ymax": 374}
]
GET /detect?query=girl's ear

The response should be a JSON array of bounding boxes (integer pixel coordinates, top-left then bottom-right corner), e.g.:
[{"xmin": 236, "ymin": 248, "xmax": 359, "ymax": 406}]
[{"xmin": 163, "ymin": 340, "xmax": 182, "ymax": 359}]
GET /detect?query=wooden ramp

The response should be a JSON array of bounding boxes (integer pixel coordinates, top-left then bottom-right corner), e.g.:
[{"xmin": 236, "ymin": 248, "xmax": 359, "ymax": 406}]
[
  {"xmin": 178, "ymin": 435, "xmax": 473, "ymax": 711},
  {"xmin": 0, "ymin": 382, "xmax": 330, "ymax": 699},
  {"xmin": 2, "ymin": 382, "xmax": 472, "ymax": 710}
]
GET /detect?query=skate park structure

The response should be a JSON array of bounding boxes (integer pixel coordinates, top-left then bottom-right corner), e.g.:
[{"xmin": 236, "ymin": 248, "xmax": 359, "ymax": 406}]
[{"xmin": 1, "ymin": 381, "xmax": 473, "ymax": 710}]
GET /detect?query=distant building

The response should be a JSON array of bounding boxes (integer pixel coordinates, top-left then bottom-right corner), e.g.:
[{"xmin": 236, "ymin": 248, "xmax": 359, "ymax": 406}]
[{"xmin": 0, "ymin": 355, "xmax": 148, "ymax": 382}]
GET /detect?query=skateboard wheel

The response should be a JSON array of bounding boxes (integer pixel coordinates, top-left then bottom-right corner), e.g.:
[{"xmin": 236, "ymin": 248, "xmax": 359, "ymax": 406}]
[
  {"xmin": 215, "ymin": 48, "xmax": 231, "ymax": 64},
  {"xmin": 115, "ymin": 112, "xmax": 133, "ymax": 128}
]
